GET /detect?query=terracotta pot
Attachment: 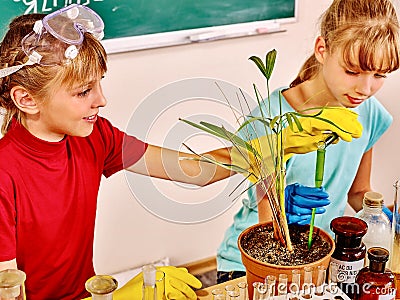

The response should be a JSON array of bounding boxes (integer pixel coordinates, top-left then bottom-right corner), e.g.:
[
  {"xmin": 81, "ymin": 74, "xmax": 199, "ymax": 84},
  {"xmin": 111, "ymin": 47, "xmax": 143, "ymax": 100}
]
[{"xmin": 238, "ymin": 222, "xmax": 335, "ymax": 299}]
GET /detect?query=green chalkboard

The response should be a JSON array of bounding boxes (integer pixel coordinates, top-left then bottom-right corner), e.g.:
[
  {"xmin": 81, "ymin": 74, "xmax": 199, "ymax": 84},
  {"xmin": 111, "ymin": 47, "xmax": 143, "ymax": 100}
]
[{"xmin": 1, "ymin": 0, "xmax": 296, "ymax": 53}]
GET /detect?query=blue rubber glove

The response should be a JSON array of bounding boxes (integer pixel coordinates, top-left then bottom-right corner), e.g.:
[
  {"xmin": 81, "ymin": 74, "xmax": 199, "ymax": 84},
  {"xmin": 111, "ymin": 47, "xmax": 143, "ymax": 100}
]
[
  {"xmin": 382, "ymin": 206, "xmax": 393, "ymax": 223},
  {"xmin": 285, "ymin": 183, "xmax": 330, "ymax": 225}
]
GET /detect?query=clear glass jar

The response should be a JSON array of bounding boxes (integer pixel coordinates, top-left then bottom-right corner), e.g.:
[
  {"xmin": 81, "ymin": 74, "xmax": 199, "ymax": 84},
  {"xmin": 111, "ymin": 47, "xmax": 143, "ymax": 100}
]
[
  {"xmin": 85, "ymin": 275, "xmax": 118, "ymax": 300},
  {"xmin": 355, "ymin": 191, "xmax": 392, "ymax": 263},
  {"xmin": 0, "ymin": 269, "xmax": 26, "ymax": 300}
]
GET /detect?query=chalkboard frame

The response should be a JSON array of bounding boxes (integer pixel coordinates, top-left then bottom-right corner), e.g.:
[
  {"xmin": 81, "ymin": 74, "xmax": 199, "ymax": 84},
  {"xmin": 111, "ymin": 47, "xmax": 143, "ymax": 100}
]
[
  {"xmin": 1, "ymin": 0, "xmax": 297, "ymax": 54},
  {"xmin": 101, "ymin": 1, "xmax": 298, "ymax": 54}
]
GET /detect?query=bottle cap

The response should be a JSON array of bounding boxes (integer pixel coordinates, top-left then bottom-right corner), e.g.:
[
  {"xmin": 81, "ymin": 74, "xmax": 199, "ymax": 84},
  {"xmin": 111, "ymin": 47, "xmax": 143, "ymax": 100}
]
[
  {"xmin": 330, "ymin": 216, "xmax": 368, "ymax": 237},
  {"xmin": 85, "ymin": 275, "xmax": 118, "ymax": 295},
  {"xmin": 367, "ymin": 247, "xmax": 389, "ymax": 262},
  {"xmin": 0, "ymin": 269, "xmax": 26, "ymax": 298},
  {"xmin": 363, "ymin": 191, "xmax": 384, "ymax": 208}
]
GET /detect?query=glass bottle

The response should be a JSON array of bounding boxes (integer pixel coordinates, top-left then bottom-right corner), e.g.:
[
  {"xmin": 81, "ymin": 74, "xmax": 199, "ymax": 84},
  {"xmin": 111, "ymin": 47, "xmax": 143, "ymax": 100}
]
[
  {"xmin": 355, "ymin": 191, "xmax": 392, "ymax": 265},
  {"xmin": 389, "ymin": 180, "xmax": 400, "ymax": 300},
  {"xmin": 0, "ymin": 269, "xmax": 26, "ymax": 300},
  {"xmin": 330, "ymin": 216, "xmax": 367, "ymax": 299},
  {"xmin": 355, "ymin": 247, "xmax": 396, "ymax": 300},
  {"xmin": 85, "ymin": 275, "xmax": 118, "ymax": 300}
]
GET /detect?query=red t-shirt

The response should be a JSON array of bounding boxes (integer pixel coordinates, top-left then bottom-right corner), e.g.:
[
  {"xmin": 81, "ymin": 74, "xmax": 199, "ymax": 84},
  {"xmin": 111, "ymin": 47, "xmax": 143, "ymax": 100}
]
[{"xmin": 0, "ymin": 117, "xmax": 147, "ymax": 299}]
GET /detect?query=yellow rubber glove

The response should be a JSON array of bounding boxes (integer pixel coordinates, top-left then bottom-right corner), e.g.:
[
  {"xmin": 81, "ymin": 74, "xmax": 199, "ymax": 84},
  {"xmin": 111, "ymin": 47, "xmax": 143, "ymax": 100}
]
[
  {"xmin": 284, "ymin": 106, "xmax": 363, "ymax": 154},
  {"xmin": 159, "ymin": 266, "xmax": 202, "ymax": 300},
  {"xmin": 230, "ymin": 135, "xmax": 279, "ymax": 183},
  {"xmin": 230, "ymin": 107, "xmax": 363, "ymax": 182},
  {"xmin": 82, "ymin": 266, "xmax": 202, "ymax": 300}
]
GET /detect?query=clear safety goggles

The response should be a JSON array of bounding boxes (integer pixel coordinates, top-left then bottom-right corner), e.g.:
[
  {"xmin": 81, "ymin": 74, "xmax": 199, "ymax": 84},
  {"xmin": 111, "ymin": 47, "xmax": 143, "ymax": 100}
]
[{"xmin": 0, "ymin": 4, "xmax": 104, "ymax": 78}]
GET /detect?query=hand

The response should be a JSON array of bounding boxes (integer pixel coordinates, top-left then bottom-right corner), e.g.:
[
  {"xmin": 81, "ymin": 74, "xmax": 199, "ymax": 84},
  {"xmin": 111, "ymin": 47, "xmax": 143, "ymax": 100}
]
[
  {"xmin": 159, "ymin": 266, "xmax": 202, "ymax": 300},
  {"xmin": 230, "ymin": 107, "xmax": 363, "ymax": 182},
  {"xmin": 285, "ymin": 183, "xmax": 330, "ymax": 225},
  {"xmin": 283, "ymin": 107, "xmax": 363, "ymax": 156},
  {"xmin": 230, "ymin": 134, "xmax": 283, "ymax": 183},
  {"xmin": 382, "ymin": 206, "xmax": 393, "ymax": 222},
  {"xmin": 82, "ymin": 266, "xmax": 201, "ymax": 300}
]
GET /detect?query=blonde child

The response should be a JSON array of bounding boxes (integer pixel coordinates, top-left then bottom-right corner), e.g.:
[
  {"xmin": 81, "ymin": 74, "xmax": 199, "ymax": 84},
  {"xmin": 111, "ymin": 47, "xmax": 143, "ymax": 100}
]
[
  {"xmin": 217, "ymin": 0, "xmax": 399, "ymax": 283},
  {"xmin": 0, "ymin": 4, "xmax": 366, "ymax": 299}
]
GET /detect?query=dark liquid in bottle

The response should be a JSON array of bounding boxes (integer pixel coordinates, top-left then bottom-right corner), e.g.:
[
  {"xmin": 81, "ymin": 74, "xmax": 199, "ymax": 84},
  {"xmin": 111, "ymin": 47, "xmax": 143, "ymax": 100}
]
[
  {"xmin": 330, "ymin": 217, "xmax": 368, "ymax": 299},
  {"xmin": 355, "ymin": 247, "xmax": 396, "ymax": 300}
]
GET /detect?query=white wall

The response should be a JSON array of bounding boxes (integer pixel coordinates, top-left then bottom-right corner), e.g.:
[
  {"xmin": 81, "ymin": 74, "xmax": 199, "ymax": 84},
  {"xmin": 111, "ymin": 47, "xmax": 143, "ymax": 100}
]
[{"xmin": 94, "ymin": 0, "xmax": 400, "ymax": 274}]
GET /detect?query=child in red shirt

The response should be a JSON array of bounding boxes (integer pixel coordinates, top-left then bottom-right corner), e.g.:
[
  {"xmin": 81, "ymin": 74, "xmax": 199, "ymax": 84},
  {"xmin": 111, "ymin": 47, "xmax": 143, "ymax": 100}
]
[{"xmin": 0, "ymin": 5, "xmax": 231, "ymax": 299}]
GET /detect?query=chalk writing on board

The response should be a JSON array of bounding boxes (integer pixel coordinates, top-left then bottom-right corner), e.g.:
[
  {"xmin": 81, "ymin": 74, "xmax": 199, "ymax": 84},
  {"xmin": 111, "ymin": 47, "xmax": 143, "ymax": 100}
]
[{"xmin": 12, "ymin": 0, "xmax": 103, "ymax": 14}]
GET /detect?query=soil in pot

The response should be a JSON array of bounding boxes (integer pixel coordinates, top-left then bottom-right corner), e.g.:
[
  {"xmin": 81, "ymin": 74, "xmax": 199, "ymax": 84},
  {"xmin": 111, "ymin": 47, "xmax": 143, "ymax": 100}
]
[
  {"xmin": 238, "ymin": 222, "xmax": 335, "ymax": 300},
  {"xmin": 240, "ymin": 223, "xmax": 332, "ymax": 265}
]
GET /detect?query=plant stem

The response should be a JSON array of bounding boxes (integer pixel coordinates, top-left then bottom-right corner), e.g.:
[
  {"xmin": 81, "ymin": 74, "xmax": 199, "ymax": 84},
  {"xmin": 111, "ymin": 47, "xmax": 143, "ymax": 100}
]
[{"xmin": 308, "ymin": 146, "xmax": 326, "ymax": 249}]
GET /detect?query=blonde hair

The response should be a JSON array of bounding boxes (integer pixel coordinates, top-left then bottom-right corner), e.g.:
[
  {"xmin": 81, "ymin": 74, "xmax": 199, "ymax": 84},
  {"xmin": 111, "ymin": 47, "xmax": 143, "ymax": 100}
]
[
  {"xmin": 0, "ymin": 13, "xmax": 107, "ymax": 135},
  {"xmin": 290, "ymin": 0, "xmax": 400, "ymax": 87}
]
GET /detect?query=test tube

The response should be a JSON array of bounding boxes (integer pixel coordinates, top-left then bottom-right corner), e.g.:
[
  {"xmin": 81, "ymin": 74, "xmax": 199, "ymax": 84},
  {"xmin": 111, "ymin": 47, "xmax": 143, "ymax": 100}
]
[
  {"xmin": 252, "ymin": 282, "xmax": 261, "ymax": 300},
  {"xmin": 225, "ymin": 284, "xmax": 237, "ymax": 300},
  {"xmin": 278, "ymin": 274, "xmax": 288, "ymax": 296},
  {"xmin": 302, "ymin": 266, "xmax": 313, "ymax": 299},
  {"xmin": 237, "ymin": 281, "xmax": 248, "ymax": 300},
  {"xmin": 265, "ymin": 275, "xmax": 276, "ymax": 298},
  {"xmin": 327, "ymin": 261, "xmax": 339, "ymax": 294},
  {"xmin": 256, "ymin": 282, "xmax": 268, "ymax": 300},
  {"xmin": 252, "ymin": 282, "xmax": 268, "ymax": 300},
  {"xmin": 315, "ymin": 265, "xmax": 326, "ymax": 296},
  {"xmin": 212, "ymin": 288, "xmax": 226, "ymax": 300},
  {"xmin": 289, "ymin": 269, "xmax": 301, "ymax": 300},
  {"xmin": 228, "ymin": 290, "xmax": 240, "ymax": 300}
]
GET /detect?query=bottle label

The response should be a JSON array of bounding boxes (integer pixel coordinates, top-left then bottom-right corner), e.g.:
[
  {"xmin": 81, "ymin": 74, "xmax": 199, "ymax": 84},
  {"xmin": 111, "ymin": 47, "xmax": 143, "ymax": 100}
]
[{"xmin": 330, "ymin": 257, "xmax": 365, "ymax": 283}]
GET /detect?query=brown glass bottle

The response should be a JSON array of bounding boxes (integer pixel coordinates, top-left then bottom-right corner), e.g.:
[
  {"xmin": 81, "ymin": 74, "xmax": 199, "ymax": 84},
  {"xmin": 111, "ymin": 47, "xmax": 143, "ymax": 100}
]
[
  {"xmin": 330, "ymin": 216, "xmax": 368, "ymax": 299},
  {"xmin": 354, "ymin": 247, "xmax": 396, "ymax": 300}
]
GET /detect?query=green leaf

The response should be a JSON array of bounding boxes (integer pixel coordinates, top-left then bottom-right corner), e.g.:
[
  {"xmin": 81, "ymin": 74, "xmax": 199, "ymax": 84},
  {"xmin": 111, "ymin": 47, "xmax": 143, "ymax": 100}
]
[
  {"xmin": 199, "ymin": 122, "xmax": 248, "ymax": 148},
  {"xmin": 179, "ymin": 118, "xmax": 228, "ymax": 139},
  {"xmin": 236, "ymin": 116, "xmax": 272, "ymax": 133},
  {"xmin": 286, "ymin": 112, "xmax": 303, "ymax": 132},
  {"xmin": 229, "ymin": 178, "xmax": 259, "ymax": 200},
  {"xmin": 270, "ymin": 115, "xmax": 281, "ymax": 130},
  {"xmin": 249, "ymin": 56, "xmax": 268, "ymax": 79},
  {"xmin": 265, "ymin": 49, "xmax": 277, "ymax": 80}
]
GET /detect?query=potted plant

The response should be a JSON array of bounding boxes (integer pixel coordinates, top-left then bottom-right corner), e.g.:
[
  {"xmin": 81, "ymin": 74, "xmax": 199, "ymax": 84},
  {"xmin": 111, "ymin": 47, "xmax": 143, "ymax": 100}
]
[{"xmin": 180, "ymin": 49, "xmax": 349, "ymax": 298}]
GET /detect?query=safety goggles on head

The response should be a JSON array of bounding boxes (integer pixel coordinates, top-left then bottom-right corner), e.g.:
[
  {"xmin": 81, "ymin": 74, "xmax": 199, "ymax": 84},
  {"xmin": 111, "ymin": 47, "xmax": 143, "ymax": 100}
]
[{"xmin": 0, "ymin": 4, "xmax": 104, "ymax": 78}]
